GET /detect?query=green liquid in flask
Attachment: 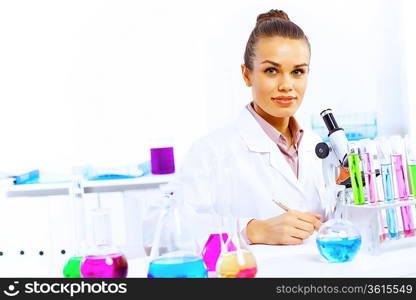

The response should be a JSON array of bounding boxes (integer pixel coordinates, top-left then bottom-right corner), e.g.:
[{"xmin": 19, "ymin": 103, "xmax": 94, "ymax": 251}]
[{"xmin": 63, "ymin": 256, "xmax": 82, "ymax": 278}]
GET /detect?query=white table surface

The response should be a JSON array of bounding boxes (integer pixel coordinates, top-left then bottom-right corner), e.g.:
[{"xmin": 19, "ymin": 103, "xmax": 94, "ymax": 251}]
[{"xmin": 127, "ymin": 234, "xmax": 416, "ymax": 278}]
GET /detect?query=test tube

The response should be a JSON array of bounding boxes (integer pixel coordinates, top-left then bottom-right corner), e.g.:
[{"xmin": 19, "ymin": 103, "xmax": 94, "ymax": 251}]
[
  {"xmin": 405, "ymin": 135, "xmax": 416, "ymax": 197},
  {"xmin": 390, "ymin": 136, "xmax": 414, "ymax": 237},
  {"xmin": 362, "ymin": 139, "xmax": 388, "ymax": 239},
  {"xmin": 347, "ymin": 142, "xmax": 365, "ymax": 205},
  {"xmin": 376, "ymin": 137, "xmax": 399, "ymax": 239},
  {"xmin": 361, "ymin": 139, "xmax": 377, "ymax": 204}
]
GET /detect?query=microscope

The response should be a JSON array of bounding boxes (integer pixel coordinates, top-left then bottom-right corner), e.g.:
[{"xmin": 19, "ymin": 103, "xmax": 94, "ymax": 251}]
[
  {"xmin": 315, "ymin": 109, "xmax": 349, "ymax": 186},
  {"xmin": 315, "ymin": 109, "xmax": 350, "ymax": 220}
]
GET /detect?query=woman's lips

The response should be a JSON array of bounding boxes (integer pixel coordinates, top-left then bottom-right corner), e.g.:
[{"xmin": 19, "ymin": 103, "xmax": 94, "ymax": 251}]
[{"xmin": 271, "ymin": 96, "xmax": 297, "ymax": 106}]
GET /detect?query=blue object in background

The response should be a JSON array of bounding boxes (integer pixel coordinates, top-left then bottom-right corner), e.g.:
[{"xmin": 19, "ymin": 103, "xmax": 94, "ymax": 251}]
[
  {"xmin": 14, "ymin": 169, "xmax": 40, "ymax": 185},
  {"xmin": 138, "ymin": 160, "xmax": 151, "ymax": 176},
  {"xmin": 83, "ymin": 161, "xmax": 151, "ymax": 181},
  {"xmin": 311, "ymin": 112, "xmax": 377, "ymax": 142}
]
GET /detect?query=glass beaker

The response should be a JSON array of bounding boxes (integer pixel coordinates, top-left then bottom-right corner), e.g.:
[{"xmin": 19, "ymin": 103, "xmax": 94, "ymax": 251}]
[
  {"xmin": 146, "ymin": 183, "xmax": 207, "ymax": 278},
  {"xmin": 215, "ymin": 216, "xmax": 257, "ymax": 278},
  {"xmin": 80, "ymin": 208, "xmax": 128, "ymax": 278},
  {"xmin": 149, "ymin": 138, "xmax": 175, "ymax": 175}
]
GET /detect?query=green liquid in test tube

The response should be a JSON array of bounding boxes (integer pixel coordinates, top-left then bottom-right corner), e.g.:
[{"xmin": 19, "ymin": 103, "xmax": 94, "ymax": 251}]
[
  {"xmin": 348, "ymin": 153, "xmax": 365, "ymax": 205},
  {"xmin": 410, "ymin": 165, "xmax": 416, "ymax": 196}
]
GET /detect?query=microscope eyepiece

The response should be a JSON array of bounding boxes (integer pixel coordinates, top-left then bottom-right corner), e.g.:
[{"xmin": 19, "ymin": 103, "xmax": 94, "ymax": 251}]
[{"xmin": 320, "ymin": 109, "xmax": 343, "ymax": 136}]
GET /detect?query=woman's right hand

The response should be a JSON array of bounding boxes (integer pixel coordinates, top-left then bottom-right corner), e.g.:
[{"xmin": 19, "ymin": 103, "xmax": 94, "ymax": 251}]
[{"xmin": 246, "ymin": 210, "xmax": 322, "ymax": 245}]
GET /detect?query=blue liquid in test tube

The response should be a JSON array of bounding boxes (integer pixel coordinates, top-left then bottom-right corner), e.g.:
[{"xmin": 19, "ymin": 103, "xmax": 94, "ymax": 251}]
[{"xmin": 381, "ymin": 164, "xmax": 399, "ymax": 239}]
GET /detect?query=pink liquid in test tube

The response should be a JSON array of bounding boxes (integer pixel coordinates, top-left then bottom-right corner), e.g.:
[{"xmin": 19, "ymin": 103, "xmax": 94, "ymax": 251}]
[
  {"xmin": 392, "ymin": 154, "xmax": 414, "ymax": 237},
  {"xmin": 364, "ymin": 152, "xmax": 376, "ymax": 204}
]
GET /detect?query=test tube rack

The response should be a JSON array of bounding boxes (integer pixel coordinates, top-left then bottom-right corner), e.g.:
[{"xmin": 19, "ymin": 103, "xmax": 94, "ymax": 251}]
[{"xmin": 341, "ymin": 197, "xmax": 416, "ymax": 255}]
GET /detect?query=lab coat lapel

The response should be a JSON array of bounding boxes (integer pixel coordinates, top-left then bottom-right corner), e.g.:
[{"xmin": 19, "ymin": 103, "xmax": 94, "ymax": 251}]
[
  {"xmin": 298, "ymin": 128, "xmax": 322, "ymax": 196},
  {"xmin": 236, "ymin": 108, "xmax": 302, "ymax": 192}
]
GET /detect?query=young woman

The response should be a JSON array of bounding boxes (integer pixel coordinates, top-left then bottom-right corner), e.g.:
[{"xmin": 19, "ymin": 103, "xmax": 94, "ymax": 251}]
[{"xmin": 176, "ymin": 9, "xmax": 325, "ymax": 245}]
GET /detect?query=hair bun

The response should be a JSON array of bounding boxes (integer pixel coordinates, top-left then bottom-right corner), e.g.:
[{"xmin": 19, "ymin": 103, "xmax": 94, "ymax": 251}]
[{"xmin": 256, "ymin": 9, "xmax": 290, "ymax": 25}]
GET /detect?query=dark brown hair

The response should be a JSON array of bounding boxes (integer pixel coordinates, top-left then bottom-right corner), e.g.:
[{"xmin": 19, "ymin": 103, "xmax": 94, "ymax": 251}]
[{"xmin": 244, "ymin": 9, "xmax": 310, "ymax": 70}]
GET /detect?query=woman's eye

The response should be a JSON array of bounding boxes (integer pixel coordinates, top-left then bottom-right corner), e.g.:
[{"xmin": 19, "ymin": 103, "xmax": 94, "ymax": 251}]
[
  {"xmin": 265, "ymin": 68, "xmax": 277, "ymax": 74},
  {"xmin": 292, "ymin": 69, "xmax": 305, "ymax": 75}
]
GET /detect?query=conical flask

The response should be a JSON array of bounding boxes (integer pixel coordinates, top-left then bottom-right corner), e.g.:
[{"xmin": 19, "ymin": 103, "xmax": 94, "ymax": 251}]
[
  {"xmin": 210, "ymin": 154, "xmax": 257, "ymax": 278},
  {"xmin": 146, "ymin": 183, "xmax": 208, "ymax": 278},
  {"xmin": 80, "ymin": 208, "xmax": 128, "ymax": 278},
  {"xmin": 201, "ymin": 215, "xmax": 236, "ymax": 274},
  {"xmin": 201, "ymin": 157, "xmax": 236, "ymax": 274}
]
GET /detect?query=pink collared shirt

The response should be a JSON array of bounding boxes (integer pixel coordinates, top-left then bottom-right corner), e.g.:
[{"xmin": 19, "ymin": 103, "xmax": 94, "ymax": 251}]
[{"xmin": 246, "ymin": 102, "xmax": 304, "ymax": 178}]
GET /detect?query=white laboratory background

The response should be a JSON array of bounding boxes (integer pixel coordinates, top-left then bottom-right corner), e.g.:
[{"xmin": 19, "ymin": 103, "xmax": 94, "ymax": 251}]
[
  {"xmin": 0, "ymin": 0, "xmax": 415, "ymax": 173},
  {"xmin": 0, "ymin": 0, "xmax": 415, "ymax": 276}
]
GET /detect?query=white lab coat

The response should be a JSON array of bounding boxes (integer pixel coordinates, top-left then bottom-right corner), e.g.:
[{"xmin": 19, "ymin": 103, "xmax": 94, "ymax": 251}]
[{"xmin": 173, "ymin": 107, "xmax": 327, "ymax": 237}]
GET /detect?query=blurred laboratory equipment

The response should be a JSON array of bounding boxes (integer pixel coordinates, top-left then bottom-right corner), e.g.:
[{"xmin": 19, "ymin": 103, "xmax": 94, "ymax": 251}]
[
  {"xmin": 215, "ymin": 216, "xmax": 257, "ymax": 278},
  {"xmin": 145, "ymin": 184, "xmax": 207, "ymax": 278},
  {"xmin": 311, "ymin": 111, "xmax": 377, "ymax": 142},
  {"xmin": 149, "ymin": 138, "xmax": 175, "ymax": 175},
  {"xmin": 80, "ymin": 208, "xmax": 128, "ymax": 278},
  {"xmin": 63, "ymin": 177, "xmax": 86, "ymax": 278}
]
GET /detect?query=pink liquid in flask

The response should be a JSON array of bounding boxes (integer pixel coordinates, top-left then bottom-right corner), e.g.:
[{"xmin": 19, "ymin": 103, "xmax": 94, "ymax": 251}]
[
  {"xmin": 202, "ymin": 233, "xmax": 236, "ymax": 272},
  {"xmin": 80, "ymin": 253, "xmax": 128, "ymax": 278}
]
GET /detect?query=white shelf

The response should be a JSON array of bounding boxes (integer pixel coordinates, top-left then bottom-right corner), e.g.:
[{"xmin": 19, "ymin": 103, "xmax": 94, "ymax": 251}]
[
  {"xmin": 344, "ymin": 199, "xmax": 416, "ymax": 209},
  {"xmin": 5, "ymin": 182, "xmax": 71, "ymax": 197},
  {"xmin": 4, "ymin": 174, "xmax": 176, "ymax": 197},
  {"xmin": 84, "ymin": 174, "xmax": 175, "ymax": 193}
]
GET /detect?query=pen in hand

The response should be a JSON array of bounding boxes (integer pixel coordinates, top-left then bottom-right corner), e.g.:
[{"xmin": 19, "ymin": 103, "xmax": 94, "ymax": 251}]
[
  {"xmin": 272, "ymin": 199, "xmax": 322, "ymax": 230},
  {"xmin": 272, "ymin": 199, "xmax": 289, "ymax": 212}
]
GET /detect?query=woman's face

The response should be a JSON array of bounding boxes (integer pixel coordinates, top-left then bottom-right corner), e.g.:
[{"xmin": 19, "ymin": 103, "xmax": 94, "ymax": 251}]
[{"xmin": 242, "ymin": 36, "xmax": 310, "ymax": 118}]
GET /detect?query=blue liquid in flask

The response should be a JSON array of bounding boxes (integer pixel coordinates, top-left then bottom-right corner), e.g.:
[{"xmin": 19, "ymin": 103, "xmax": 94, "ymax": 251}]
[
  {"xmin": 316, "ymin": 237, "xmax": 361, "ymax": 263},
  {"xmin": 147, "ymin": 255, "xmax": 207, "ymax": 278}
]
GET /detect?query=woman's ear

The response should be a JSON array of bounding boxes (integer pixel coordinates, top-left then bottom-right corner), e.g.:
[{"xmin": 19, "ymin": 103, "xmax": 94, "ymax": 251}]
[{"xmin": 241, "ymin": 64, "xmax": 252, "ymax": 87}]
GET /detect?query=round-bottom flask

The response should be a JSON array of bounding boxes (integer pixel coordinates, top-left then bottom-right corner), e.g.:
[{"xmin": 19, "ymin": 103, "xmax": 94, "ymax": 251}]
[
  {"xmin": 80, "ymin": 208, "xmax": 128, "ymax": 278},
  {"xmin": 316, "ymin": 218, "xmax": 361, "ymax": 263},
  {"xmin": 215, "ymin": 217, "xmax": 257, "ymax": 278},
  {"xmin": 63, "ymin": 256, "xmax": 83, "ymax": 278},
  {"xmin": 81, "ymin": 252, "xmax": 128, "ymax": 278}
]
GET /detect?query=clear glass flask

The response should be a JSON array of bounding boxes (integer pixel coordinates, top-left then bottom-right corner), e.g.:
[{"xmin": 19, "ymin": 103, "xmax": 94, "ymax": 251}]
[
  {"xmin": 201, "ymin": 215, "xmax": 236, "ymax": 273},
  {"xmin": 215, "ymin": 216, "xmax": 257, "ymax": 278},
  {"xmin": 146, "ymin": 184, "xmax": 207, "ymax": 278},
  {"xmin": 210, "ymin": 155, "xmax": 257, "ymax": 278},
  {"xmin": 316, "ymin": 218, "xmax": 361, "ymax": 263},
  {"xmin": 317, "ymin": 184, "xmax": 361, "ymax": 262},
  {"xmin": 80, "ymin": 208, "xmax": 128, "ymax": 278}
]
